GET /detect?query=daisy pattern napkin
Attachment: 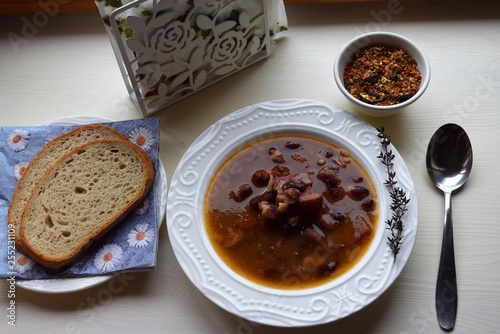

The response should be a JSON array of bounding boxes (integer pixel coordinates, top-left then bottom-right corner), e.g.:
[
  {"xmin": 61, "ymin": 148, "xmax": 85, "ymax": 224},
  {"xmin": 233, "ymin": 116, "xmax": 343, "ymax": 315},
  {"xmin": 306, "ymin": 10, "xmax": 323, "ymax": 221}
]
[{"xmin": 0, "ymin": 117, "xmax": 162, "ymax": 279}]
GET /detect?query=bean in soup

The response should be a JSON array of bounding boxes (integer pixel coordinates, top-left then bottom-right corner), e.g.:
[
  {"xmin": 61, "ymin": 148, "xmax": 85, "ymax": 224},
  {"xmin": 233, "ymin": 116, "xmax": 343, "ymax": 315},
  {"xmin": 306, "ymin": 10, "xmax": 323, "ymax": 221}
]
[{"xmin": 204, "ymin": 135, "xmax": 378, "ymax": 289}]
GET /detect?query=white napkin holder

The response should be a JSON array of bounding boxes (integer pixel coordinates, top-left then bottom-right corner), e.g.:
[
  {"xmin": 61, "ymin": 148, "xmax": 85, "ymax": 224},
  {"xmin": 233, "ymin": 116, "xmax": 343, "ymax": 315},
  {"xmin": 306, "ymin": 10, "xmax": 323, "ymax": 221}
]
[{"xmin": 97, "ymin": 0, "xmax": 277, "ymax": 116}]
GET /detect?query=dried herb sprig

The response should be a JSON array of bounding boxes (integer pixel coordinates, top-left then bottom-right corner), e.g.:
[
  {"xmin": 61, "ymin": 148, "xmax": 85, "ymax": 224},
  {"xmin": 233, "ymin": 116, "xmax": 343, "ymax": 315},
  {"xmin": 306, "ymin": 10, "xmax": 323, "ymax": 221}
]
[{"xmin": 377, "ymin": 127, "xmax": 410, "ymax": 262}]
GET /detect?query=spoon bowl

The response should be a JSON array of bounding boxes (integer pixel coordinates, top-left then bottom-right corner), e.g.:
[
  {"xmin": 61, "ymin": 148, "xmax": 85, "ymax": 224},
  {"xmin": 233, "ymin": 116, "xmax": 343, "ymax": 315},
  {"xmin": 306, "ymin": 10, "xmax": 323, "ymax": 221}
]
[
  {"xmin": 427, "ymin": 124, "xmax": 473, "ymax": 192},
  {"xmin": 426, "ymin": 123, "xmax": 473, "ymax": 332}
]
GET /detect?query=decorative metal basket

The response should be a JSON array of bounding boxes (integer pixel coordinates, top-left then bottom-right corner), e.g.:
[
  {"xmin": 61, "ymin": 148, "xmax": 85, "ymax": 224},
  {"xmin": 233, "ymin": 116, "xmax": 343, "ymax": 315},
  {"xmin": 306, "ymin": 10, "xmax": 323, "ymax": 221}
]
[{"xmin": 96, "ymin": 0, "xmax": 286, "ymax": 116}]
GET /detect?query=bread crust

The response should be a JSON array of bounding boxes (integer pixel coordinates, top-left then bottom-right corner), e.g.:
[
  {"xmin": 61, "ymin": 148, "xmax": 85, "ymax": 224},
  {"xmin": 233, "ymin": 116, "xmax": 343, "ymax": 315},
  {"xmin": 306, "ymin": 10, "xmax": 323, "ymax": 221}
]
[
  {"xmin": 8, "ymin": 124, "xmax": 128, "ymax": 254},
  {"xmin": 19, "ymin": 139, "xmax": 154, "ymax": 270}
]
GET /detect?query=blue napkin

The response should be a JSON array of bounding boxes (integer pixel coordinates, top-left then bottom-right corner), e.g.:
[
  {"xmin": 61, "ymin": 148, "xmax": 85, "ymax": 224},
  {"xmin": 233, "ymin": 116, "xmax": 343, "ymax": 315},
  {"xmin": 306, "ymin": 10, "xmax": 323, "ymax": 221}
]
[{"xmin": 0, "ymin": 118, "xmax": 161, "ymax": 279}]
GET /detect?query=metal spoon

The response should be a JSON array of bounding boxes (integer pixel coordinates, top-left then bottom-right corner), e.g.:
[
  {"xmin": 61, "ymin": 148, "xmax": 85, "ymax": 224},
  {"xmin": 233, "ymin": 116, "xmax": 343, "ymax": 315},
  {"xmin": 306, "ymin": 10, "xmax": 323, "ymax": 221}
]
[{"xmin": 426, "ymin": 123, "xmax": 473, "ymax": 331}]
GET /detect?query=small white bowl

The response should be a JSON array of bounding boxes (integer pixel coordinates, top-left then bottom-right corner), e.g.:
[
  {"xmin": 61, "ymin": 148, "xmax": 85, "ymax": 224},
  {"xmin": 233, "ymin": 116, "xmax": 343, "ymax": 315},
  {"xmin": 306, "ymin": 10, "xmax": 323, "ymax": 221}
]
[{"xmin": 334, "ymin": 32, "xmax": 430, "ymax": 117}]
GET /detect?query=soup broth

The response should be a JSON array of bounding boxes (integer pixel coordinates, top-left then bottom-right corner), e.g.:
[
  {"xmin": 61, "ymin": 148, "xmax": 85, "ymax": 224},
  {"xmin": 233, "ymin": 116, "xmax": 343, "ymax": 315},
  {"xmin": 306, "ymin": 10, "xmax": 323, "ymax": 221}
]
[{"xmin": 204, "ymin": 135, "xmax": 378, "ymax": 290}]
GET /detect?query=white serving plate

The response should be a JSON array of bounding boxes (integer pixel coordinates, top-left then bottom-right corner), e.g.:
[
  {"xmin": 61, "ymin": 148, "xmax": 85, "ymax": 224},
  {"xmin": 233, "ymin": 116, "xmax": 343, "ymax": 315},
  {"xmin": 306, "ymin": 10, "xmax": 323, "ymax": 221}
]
[
  {"xmin": 166, "ymin": 99, "xmax": 418, "ymax": 327},
  {"xmin": 16, "ymin": 116, "xmax": 167, "ymax": 294}
]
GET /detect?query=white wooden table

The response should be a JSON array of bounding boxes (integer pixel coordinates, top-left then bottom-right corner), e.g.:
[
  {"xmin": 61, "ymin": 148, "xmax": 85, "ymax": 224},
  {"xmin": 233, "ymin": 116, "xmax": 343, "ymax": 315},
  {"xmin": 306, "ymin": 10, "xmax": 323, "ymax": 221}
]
[{"xmin": 1, "ymin": 1, "xmax": 500, "ymax": 333}]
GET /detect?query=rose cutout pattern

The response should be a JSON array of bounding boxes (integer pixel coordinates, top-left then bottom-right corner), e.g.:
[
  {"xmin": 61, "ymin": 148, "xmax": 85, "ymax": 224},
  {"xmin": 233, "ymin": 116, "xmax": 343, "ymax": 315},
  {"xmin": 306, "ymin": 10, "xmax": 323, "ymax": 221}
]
[{"xmin": 99, "ymin": 0, "xmax": 280, "ymax": 114}]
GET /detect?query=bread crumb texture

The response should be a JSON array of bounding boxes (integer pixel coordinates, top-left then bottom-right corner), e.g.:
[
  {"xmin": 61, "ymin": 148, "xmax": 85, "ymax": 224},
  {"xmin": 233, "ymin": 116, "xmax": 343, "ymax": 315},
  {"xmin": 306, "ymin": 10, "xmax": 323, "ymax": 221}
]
[
  {"xmin": 9, "ymin": 124, "xmax": 127, "ymax": 252},
  {"xmin": 21, "ymin": 140, "xmax": 153, "ymax": 268}
]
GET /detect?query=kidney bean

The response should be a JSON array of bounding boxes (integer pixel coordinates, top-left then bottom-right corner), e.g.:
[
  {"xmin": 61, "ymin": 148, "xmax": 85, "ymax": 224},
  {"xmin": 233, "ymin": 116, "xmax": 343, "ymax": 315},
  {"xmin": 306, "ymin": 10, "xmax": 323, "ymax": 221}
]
[
  {"xmin": 282, "ymin": 179, "xmax": 307, "ymax": 192},
  {"xmin": 229, "ymin": 183, "xmax": 253, "ymax": 202},
  {"xmin": 346, "ymin": 185, "xmax": 370, "ymax": 201},
  {"xmin": 285, "ymin": 141, "xmax": 301, "ymax": 149},
  {"xmin": 352, "ymin": 176, "xmax": 364, "ymax": 183},
  {"xmin": 251, "ymin": 169, "xmax": 271, "ymax": 187},
  {"xmin": 268, "ymin": 147, "xmax": 285, "ymax": 164},
  {"xmin": 249, "ymin": 190, "xmax": 276, "ymax": 210},
  {"xmin": 361, "ymin": 198, "xmax": 376, "ymax": 212}
]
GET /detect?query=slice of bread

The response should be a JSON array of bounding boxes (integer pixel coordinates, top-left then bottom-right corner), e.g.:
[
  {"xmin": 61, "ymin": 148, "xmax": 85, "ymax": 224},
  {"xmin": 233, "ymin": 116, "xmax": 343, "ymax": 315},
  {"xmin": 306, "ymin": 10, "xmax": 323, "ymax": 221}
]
[
  {"xmin": 19, "ymin": 139, "xmax": 154, "ymax": 269},
  {"xmin": 8, "ymin": 124, "xmax": 127, "ymax": 253}
]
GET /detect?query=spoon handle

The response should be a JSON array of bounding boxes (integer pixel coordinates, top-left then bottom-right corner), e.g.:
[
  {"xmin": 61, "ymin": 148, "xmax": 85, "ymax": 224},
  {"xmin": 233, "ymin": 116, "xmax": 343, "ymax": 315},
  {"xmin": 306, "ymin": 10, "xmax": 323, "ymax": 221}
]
[{"xmin": 436, "ymin": 191, "xmax": 458, "ymax": 331}]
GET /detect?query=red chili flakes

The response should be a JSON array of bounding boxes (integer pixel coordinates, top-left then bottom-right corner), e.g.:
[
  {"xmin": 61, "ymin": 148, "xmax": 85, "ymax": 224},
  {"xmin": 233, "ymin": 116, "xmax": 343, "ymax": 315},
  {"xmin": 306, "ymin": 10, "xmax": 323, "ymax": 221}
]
[{"xmin": 343, "ymin": 46, "xmax": 422, "ymax": 106}]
